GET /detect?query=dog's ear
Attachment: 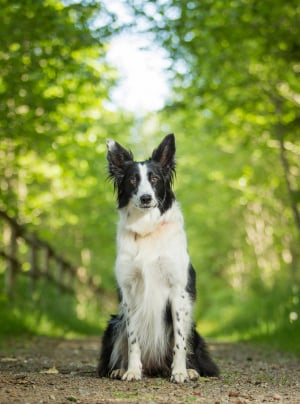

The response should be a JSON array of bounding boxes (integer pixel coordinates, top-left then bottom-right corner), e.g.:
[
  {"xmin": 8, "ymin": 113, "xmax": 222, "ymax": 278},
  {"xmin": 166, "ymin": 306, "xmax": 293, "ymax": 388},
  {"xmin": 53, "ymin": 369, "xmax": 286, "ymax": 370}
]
[
  {"xmin": 151, "ymin": 134, "xmax": 176, "ymax": 172},
  {"xmin": 106, "ymin": 139, "xmax": 133, "ymax": 180}
]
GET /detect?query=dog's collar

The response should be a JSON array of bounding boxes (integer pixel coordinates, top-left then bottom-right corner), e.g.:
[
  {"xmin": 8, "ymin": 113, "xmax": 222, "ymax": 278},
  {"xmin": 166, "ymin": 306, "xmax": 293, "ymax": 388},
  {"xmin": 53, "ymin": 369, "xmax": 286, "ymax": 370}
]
[{"xmin": 133, "ymin": 220, "xmax": 167, "ymax": 240}]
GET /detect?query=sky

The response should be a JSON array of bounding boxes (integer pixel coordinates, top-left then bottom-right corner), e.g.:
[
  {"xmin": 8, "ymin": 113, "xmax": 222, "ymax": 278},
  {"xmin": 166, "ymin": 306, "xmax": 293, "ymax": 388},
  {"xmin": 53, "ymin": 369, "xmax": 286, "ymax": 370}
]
[
  {"xmin": 107, "ymin": 35, "xmax": 170, "ymax": 113},
  {"xmin": 105, "ymin": 1, "xmax": 170, "ymax": 113}
]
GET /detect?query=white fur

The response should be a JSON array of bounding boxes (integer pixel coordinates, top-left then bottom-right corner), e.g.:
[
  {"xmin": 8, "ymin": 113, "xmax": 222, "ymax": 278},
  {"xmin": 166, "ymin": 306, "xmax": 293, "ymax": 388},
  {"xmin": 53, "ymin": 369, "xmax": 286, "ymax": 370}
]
[
  {"xmin": 114, "ymin": 196, "xmax": 193, "ymax": 382},
  {"xmin": 106, "ymin": 139, "xmax": 115, "ymax": 150},
  {"xmin": 130, "ymin": 164, "xmax": 158, "ymax": 210},
  {"xmin": 100, "ymin": 135, "xmax": 218, "ymax": 382}
]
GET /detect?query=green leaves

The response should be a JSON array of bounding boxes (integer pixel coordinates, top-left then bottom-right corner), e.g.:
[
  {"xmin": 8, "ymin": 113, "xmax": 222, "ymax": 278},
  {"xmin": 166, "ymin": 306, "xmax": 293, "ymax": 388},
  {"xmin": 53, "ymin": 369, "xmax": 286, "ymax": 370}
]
[
  {"xmin": 1, "ymin": 0, "xmax": 299, "ymax": 343},
  {"xmin": 0, "ymin": 0, "xmax": 133, "ymax": 296},
  {"xmin": 128, "ymin": 0, "xmax": 300, "ymax": 339}
]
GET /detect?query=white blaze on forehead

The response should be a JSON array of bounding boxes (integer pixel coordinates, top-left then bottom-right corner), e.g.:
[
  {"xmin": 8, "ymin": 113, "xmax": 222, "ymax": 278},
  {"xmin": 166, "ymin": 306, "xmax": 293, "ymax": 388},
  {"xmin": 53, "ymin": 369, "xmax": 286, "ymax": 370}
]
[
  {"xmin": 138, "ymin": 164, "xmax": 153, "ymax": 196},
  {"xmin": 130, "ymin": 163, "xmax": 158, "ymax": 209},
  {"xmin": 137, "ymin": 163, "xmax": 156, "ymax": 201}
]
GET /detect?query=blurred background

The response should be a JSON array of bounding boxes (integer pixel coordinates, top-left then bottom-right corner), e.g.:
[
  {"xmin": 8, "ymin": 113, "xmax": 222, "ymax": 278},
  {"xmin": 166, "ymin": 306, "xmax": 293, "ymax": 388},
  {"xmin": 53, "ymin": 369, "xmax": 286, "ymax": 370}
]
[{"xmin": 0, "ymin": 0, "xmax": 299, "ymax": 354}]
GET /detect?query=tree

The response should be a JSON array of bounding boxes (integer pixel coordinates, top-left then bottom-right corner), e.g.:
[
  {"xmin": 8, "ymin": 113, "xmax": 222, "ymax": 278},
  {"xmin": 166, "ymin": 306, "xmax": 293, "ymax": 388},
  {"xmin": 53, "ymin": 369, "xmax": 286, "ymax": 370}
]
[
  {"xmin": 0, "ymin": 0, "xmax": 112, "ymax": 209},
  {"xmin": 128, "ymin": 0, "xmax": 300, "ymax": 338},
  {"xmin": 0, "ymin": 0, "xmax": 133, "ymax": 289}
]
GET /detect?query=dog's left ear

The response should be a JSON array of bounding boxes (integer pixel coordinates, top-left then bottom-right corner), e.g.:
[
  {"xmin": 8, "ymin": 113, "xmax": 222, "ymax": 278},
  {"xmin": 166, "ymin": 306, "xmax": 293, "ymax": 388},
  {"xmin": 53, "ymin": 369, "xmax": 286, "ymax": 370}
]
[{"xmin": 151, "ymin": 134, "xmax": 176, "ymax": 172}]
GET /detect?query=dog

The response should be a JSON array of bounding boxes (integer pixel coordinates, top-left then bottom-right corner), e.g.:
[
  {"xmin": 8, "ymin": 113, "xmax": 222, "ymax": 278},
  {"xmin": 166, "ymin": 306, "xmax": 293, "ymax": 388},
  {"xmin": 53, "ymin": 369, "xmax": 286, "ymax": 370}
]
[{"xmin": 97, "ymin": 134, "xmax": 219, "ymax": 383}]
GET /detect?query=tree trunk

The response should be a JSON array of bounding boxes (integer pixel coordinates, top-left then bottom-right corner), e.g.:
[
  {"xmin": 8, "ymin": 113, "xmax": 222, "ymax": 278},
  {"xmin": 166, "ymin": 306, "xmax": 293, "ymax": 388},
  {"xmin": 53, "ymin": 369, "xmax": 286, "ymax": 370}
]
[
  {"xmin": 275, "ymin": 126, "xmax": 300, "ymax": 281},
  {"xmin": 277, "ymin": 131, "xmax": 300, "ymax": 236}
]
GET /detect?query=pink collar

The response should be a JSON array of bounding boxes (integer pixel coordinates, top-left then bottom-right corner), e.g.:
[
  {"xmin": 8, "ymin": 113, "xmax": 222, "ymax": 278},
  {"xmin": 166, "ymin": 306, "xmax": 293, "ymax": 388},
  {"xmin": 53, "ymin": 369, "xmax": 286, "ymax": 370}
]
[{"xmin": 134, "ymin": 220, "xmax": 167, "ymax": 240}]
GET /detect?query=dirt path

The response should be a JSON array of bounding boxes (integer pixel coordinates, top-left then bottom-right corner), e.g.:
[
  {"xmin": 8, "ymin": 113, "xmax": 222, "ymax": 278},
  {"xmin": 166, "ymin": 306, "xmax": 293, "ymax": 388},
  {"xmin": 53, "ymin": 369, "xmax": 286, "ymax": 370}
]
[{"xmin": 0, "ymin": 336, "xmax": 299, "ymax": 403}]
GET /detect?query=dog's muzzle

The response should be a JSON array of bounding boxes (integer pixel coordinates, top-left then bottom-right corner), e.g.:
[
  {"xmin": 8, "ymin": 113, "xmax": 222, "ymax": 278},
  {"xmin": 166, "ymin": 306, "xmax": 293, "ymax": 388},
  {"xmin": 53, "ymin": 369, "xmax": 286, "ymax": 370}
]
[{"xmin": 139, "ymin": 194, "xmax": 153, "ymax": 208}]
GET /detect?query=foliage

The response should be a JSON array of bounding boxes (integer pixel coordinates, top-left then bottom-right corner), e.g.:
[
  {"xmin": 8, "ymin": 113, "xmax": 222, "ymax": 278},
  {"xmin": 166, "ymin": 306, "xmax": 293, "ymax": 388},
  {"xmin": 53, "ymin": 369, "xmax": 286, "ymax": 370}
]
[
  {"xmin": 0, "ymin": 272, "xmax": 102, "ymax": 339},
  {"xmin": 0, "ymin": 0, "xmax": 299, "ymax": 352},
  {"xmin": 0, "ymin": 0, "xmax": 133, "ymax": 337},
  {"xmin": 127, "ymin": 0, "xmax": 300, "ymax": 348},
  {"xmin": 0, "ymin": 0, "xmax": 133, "ymax": 295}
]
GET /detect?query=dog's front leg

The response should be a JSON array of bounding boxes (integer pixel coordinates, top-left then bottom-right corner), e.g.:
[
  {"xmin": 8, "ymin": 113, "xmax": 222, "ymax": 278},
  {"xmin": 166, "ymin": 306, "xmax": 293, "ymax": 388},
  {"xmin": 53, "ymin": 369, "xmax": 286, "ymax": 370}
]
[
  {"xmin": 122, "ymin": 303, "xmax": 142, "ymax": 381},
  {"xmin": 170, "ymin": 290, "xmax": 191, "ymax": 383}
]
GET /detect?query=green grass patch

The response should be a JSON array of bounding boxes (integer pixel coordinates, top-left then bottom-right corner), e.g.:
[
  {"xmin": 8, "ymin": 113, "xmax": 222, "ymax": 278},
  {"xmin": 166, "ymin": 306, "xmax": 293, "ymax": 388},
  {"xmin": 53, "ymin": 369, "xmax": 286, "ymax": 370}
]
[
  {"xmin": 197, "ymin": 280, "xmax": 300, "ymax": 356},
  {"xmin": 0, "ymin": 272, "xmax": 103, "ymax": 343}
]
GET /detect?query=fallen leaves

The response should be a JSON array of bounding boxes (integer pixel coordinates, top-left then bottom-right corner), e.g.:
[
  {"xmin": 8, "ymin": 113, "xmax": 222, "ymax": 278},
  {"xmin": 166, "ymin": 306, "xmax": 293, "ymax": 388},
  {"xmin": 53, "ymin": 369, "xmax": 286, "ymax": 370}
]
[
  {"xmin": 39, "ymin": 367, "xmax": 59, "ymax": 374},
  {"xmin": 1, "ymin": 339, "xmax": 299, "ymax": 404},
  {"xmin": 0, "ymin": 357, "xmax": 18, "ymax": 362}
]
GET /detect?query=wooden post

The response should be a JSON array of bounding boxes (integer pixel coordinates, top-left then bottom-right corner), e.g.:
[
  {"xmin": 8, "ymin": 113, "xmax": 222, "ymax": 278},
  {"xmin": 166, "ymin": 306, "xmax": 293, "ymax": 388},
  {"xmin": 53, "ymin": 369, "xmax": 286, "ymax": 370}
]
[
  {"xmin": 5, "ymin": 222, "xmax": 18, "ymax": 299},
  {"xmin": 29, "ymin": 233, "xmax": 38, "ymax": 294},
  {"xmin": 42, "ymin": 246, "xmax": 51, "ymax": 276},
  {"xmin": 57, "ymin": 259, "xmax": 65, "ymax": 290},
  {"xmin": 64, "ymin": 264, "xmax": 72, "ymax": 293},
  {"xmin": 70, "ymin": 266, "xmax": 77, "ymax": 294}
]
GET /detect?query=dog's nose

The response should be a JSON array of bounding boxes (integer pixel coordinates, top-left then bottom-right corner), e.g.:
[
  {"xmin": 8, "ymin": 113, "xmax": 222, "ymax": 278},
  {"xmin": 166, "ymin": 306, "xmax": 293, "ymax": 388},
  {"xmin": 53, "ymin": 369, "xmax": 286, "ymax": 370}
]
[{"xmin": 140, "ymin": 194, "xmax": 152, "ymax": 205}]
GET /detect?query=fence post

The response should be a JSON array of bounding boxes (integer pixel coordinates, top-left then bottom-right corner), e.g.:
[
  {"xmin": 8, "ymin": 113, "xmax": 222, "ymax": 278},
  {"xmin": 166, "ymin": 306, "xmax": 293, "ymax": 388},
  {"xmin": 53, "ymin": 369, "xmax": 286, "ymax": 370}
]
[
  {"xmin": 29, "ymin": 233, "xmax": 38, "ymax": 294},
  {"xmin": 57, "ymin": 259, "xmax": 65, "ymax": 290},
  {"xmin": 5, "ymin": 222, "xmax": 18, "ymax": 298},
  {"xmin": 42, "ymin": 245, "xmax": 51, "ymax": 276},
  {"xmin": 0, "ymin": 209, "xmax": 104, "ymax": 309}
]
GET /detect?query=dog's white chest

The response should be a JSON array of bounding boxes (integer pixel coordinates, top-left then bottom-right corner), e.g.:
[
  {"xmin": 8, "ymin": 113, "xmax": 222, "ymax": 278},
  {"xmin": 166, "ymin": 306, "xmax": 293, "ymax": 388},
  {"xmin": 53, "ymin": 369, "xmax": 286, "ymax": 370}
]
[
  {"xmin": 116, "ymin": 203, "xmax": 189, "ymax": 313},
  {"xmin": 116, "ymin": 202, "xmax": 189, "ymax": 294}
]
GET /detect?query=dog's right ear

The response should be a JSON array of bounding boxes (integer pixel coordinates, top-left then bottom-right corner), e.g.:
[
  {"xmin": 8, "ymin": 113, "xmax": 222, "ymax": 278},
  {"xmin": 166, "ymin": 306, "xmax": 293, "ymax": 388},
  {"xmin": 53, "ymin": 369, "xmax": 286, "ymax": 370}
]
[{"xmin": 106, "ymin": 139, "xmax": 133, "ymax": 181}]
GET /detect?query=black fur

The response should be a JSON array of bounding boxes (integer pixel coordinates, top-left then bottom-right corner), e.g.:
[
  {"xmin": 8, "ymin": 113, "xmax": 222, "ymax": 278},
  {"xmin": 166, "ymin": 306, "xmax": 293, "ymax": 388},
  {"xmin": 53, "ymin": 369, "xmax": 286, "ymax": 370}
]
[
  {"xmin": 97, "ymin": 289, "xmax": 219, "ymax": 378},
  {"xmin": 107, "ymin": 134, "xmax": 176, "ymax": 214},
  {"xmin": 97, "ymin": 237, "xmax": 219, "ymax": 380},
  {"xmin": 98, "ymin": 134, "xmax": 219, "ymax": 380}
]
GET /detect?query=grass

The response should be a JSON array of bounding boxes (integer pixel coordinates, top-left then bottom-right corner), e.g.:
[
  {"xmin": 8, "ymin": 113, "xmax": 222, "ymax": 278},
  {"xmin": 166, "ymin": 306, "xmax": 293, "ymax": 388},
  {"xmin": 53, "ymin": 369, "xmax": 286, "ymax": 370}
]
[
  {"xmin": 198, "ymin": 282, "xmax": 300, "ymax": 357},
  {"xmin": 0, "ymin": 272, "xmax": 103, "ymax": 344},
  {"xmin": 1, "ymin": 268, "xmax": 299, "ymax": 360}
]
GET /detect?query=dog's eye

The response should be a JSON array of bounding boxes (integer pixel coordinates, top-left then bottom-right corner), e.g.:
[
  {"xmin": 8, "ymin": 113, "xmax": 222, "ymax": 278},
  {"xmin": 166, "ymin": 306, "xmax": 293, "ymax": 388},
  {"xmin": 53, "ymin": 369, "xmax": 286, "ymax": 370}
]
[
  {"xmin": 151, "ymin": 176, "xmax": 159, "ymax": 184},
  {"xmin": 130, "ymin": 177, "xmax": 137, "ymax": 186}
]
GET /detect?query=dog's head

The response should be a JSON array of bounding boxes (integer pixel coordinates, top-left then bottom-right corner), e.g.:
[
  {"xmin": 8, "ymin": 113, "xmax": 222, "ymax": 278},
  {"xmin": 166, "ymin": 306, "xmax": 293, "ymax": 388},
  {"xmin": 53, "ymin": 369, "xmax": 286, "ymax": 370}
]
[{"xmin": 106, "ymin": 134, "xmax": 176, "ymax": 213}]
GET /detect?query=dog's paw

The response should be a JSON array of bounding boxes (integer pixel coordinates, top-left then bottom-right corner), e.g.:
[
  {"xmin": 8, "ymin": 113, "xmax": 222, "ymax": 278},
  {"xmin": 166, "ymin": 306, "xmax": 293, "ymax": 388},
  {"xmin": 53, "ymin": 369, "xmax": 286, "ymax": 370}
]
[
  {"xmin": 187, "ymin": 369, "xmax": 200, "ymax": 381},
  {"xmin": 110, "ymin": 369, "xmax": 125, "ymax": 379},
  {"xmin": 170, "ymin": 370, "xmax": 189, "ymax": 384},
  {"xmin": 122, "ymin": 370, "xmax": 142, "ymax": 382}
]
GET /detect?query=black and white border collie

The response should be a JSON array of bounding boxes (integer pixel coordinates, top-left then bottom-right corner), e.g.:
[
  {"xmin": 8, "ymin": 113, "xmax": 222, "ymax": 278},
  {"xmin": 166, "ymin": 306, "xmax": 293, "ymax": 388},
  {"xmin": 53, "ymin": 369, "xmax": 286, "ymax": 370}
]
[{"xmin": 97, "ymin": 134, "xmax": 219, "ymax": 383}]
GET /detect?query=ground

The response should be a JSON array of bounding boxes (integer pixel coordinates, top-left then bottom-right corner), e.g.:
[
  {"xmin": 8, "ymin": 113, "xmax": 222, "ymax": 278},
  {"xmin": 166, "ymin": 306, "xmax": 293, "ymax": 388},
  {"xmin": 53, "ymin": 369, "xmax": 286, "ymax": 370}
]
[{"xmin": 0, "ymin": 337, "xmax": 299, "ymax": 403}]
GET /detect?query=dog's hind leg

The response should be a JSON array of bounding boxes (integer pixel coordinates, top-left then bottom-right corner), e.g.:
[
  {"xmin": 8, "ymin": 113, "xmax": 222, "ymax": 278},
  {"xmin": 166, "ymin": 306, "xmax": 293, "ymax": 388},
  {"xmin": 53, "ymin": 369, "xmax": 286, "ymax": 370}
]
[
  {"xmin": 97, "ymin": 315, "xmax": 127, "ymax": 378},
  {"xmin": 110, "ymin": 368, "xmax": 126, "ymax": 379},
  {"xmin": 187, "ymin": 368, "xmax": 200, "ymax": 380},
  {"xmin": 187, "ymin": 327, "xmax": 219, "ymax": 377},
  {"xmin": 97, "ymin": 315, "xmax": 118, "ymax": 377}
]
